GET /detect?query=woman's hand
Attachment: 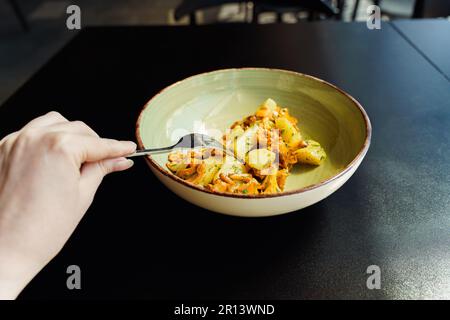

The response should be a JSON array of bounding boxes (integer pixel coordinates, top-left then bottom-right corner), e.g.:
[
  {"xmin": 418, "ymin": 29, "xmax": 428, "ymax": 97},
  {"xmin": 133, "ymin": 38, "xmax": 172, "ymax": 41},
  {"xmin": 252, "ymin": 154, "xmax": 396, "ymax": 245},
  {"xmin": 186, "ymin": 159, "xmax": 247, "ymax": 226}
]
[{"xmin": 0, "ymin": 112, "xmax": 136, "ymax": 299}]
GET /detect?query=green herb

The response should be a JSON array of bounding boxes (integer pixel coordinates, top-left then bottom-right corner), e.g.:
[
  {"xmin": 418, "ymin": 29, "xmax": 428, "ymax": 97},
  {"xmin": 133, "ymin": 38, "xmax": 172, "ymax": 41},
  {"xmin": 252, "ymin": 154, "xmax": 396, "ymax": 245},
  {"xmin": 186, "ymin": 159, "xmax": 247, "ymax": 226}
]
[{"xmin": 242, "ymin": 189, "xmax": 248, "ymax": 194}]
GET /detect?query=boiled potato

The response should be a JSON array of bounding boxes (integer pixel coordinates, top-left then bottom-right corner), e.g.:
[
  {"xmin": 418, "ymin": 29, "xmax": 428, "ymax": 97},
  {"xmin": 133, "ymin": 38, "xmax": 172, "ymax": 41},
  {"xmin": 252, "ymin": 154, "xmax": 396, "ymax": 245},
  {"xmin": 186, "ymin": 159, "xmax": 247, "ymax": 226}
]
[
  {"xmin": 225, "ymin": 124, "xmax": 245, "ymax": 150},
  {"xmin": 263, "ymin": 98, "xmax": 277, "ymax": 111},
  {"xmin": 234, "ymin": 125, "xmax": 258, "ymax": 160},
  {"xmin": 247, "ymin": 148, "xmax": 276, "ymax": 171},
  {"xmin": 294, "ymin": 140, "xmax": 326, "ymax": 165},
  {"xmin": 256, "ymin": 98, "xmax": 278, "ymax": 118},
  {"xmin": 275, "ymin": 117, "xmax": 303, "ymax": 148},
  {"xmin": 229, "ymin": 125, "xmax": 244, "ymax": 141},
  {"xmin": 214, "ymin": 156, "xmax": 246, "ymax": 181},
  {"xmin": 187, "ymin": 157, "xmax": 222, "ymax": 186}
]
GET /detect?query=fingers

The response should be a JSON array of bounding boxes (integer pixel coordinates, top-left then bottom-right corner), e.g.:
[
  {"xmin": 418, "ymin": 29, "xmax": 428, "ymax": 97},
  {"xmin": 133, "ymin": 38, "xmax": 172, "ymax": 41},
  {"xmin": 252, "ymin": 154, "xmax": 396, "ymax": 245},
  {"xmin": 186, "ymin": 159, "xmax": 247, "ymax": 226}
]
[
  {"xmin": 9, "ymin": 111, "xmax": 136, "ymax": 167},
  {"xmin": 0, "ymin": 132, "xmax": 18, "ymax": 147},
  {"xmin": 79, "ymin": 157, "xmax": 134, "ymax": 205},
  {"xmin": 23, "ymin": 111, "xmax": 68, "ymax": 129},
  {"xmin": 18, "ymin": 115, "xmax": 135, "ymax": 164},
  {"xmin": 46, "ymin": 121, "xmax": 99, "ymax": 138},
  {"xmin": 1, "ymin": 112, "xmax": 68, "ymax": 147},
  {"xmin": 82, "ymin": 157, "xmax": 134, "ymax": 178},
  {"xmin": 73, "ymin": 136, "xmax": 136, "ymax": 163},
  {"xmin": 25, "ymin": 113, "xmax": 98, "ymax": 137}
]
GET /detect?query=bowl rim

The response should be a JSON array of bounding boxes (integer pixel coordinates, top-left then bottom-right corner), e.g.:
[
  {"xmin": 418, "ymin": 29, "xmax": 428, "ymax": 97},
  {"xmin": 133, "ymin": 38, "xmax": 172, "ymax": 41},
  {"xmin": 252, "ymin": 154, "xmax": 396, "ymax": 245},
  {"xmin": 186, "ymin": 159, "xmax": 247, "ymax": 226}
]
[{"xmin": 136, "ymin": 67, "xmax": 372, "ymax": 199}]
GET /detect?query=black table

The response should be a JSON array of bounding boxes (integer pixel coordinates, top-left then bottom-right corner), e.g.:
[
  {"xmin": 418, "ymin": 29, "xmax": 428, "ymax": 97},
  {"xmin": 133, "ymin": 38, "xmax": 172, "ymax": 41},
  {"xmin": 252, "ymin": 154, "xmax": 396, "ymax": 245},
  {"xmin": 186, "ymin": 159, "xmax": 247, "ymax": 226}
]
[
  {"xmin": 1, "ymin": 21, "xmax": 449, "ymax": 300},
  {"xmin": 392, "ymin": 19, "xmax": 450, "ymax": 81}
]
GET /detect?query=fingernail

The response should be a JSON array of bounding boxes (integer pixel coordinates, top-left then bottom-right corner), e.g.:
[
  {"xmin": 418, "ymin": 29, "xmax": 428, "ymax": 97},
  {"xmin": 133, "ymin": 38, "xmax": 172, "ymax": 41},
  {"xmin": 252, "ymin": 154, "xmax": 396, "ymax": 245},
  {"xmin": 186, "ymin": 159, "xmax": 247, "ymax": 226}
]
[
  {"xmin": 113, "ymin": 158, "xmax": 134, "ymax": 171},
  {"xmin": 121, "ymin": 140, "xmax": 137, "ymax": 151}
]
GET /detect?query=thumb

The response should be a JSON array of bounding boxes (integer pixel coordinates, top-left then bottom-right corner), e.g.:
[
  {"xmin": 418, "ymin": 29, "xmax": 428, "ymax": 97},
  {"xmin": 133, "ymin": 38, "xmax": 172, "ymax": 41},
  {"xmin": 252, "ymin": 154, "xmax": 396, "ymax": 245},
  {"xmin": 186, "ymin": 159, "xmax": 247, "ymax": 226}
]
[{"xmin": 79, "ymin": 157, "xmax": 134, "ymax": 205}]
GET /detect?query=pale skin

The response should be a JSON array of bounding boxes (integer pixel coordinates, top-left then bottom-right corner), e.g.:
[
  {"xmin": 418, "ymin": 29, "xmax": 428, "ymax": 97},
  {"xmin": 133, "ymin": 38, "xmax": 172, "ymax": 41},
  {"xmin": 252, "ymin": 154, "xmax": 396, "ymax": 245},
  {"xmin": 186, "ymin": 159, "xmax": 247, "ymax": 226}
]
[{"xmin": 0, "ymin": 112, "xmax": 137, "ymax": 299}]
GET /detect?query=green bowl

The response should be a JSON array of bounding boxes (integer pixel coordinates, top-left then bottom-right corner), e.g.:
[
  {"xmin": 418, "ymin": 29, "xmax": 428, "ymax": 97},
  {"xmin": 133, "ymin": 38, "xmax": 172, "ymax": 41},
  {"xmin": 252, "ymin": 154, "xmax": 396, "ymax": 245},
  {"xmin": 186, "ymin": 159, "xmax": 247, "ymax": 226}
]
[{"xmin": 137, "ymin": 68, "xmax": 371, "ymax": 216}]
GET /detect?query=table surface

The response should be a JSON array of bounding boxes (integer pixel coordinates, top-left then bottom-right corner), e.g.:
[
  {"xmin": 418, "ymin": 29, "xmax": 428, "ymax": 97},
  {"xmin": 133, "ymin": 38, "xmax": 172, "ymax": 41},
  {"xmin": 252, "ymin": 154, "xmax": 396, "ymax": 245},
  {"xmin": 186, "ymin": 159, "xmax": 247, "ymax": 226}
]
[
  {"xmin": 1, "ymin": 21, "xmax": 449, "ymax": 300},
  {"xmin": 392, "ymin": 19, "xmax": 450, "ymax": 81}
]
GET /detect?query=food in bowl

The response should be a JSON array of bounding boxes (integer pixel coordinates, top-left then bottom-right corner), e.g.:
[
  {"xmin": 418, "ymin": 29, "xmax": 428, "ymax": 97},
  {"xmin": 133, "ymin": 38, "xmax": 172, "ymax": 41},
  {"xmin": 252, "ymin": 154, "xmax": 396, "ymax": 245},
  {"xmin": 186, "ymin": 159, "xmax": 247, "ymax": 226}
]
[
  {"xmin": 166, "ymin": 98, "xmax": 326, "ymax": 195},
  {"xmin": 136, "ymin": 68, "xmax": 371, "ymax": 217}
]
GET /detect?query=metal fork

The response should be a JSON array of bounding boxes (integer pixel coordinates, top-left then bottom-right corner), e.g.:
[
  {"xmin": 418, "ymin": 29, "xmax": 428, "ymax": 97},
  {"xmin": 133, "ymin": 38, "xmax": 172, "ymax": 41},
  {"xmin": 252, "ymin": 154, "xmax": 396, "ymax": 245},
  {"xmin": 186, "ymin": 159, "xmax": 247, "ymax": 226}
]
[{"xmin": 128, "ymin": 133, "xmax": 232, "ymax": 158}]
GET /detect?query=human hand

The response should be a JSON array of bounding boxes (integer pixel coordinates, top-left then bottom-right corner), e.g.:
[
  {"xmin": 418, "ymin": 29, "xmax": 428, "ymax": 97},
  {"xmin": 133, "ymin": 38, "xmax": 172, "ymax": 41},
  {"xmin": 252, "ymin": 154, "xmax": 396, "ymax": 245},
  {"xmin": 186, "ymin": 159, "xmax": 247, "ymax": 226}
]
[{"xmin": 0, "ymin": 112, "xmax": 136, "ymax": 299}]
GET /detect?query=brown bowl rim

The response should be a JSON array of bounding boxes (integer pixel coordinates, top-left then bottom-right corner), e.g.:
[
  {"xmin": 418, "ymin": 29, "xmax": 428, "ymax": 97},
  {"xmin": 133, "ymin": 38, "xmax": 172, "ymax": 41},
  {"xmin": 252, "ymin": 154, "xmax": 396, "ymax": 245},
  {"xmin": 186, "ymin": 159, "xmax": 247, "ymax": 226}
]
[{"xmin": 135, "ymin": 67, "xmax": 372, "ymax": 199}]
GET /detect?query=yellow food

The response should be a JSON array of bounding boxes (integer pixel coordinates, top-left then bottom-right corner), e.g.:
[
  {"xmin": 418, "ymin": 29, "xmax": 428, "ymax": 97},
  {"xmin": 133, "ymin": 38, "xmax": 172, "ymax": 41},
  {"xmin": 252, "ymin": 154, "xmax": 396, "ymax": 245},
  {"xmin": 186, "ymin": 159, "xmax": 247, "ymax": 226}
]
[
  {"xmin": 234, "ymin": 125, "xmax": 258, "ymax": 160},
  {"xmin": 247, "ymin": 149, "xmax": 276, "ymax": 171},
  {"xmin": 294, "ymin": 140, "xmax": 327, "ymax": 165},
  {"xmin": 166, "ymin": 98, "xmax": 326, "ymax": 195},
  {"xmin": 275, "ymin": 117, "xmax": 304, "ymax": 149}
]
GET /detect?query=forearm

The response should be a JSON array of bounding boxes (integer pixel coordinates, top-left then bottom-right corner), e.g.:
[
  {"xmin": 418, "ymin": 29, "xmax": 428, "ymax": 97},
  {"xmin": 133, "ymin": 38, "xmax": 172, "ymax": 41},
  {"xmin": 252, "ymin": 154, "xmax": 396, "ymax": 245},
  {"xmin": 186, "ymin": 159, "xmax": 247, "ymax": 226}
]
[
  {"xmin": 0, "ymin": 247, "xmax": 38, "ymax": 299},
  {"xmin": 0, "ymin": 207, "xmax": 43, "ymax": 300}
]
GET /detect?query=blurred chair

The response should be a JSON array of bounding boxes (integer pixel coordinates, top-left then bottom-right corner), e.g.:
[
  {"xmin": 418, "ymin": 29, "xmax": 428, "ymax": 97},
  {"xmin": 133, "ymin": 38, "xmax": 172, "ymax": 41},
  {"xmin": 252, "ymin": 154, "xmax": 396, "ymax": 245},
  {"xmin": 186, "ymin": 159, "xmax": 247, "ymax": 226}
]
[
  {"xmin": 352, "ymin": 0, "xmax": 450, "ymax": 20},
  {"xmin": 174, "ymin": 0, "xmax": 340, "ymax": 24},
  {"xmin": 174, "ymin": 0, "xmax": 243, "ymax": 24},
  {"xmin": 352, "ymin": 0, "xmax": 380, "ymax": 20},
  {"xmin": 252, "ymin": 0, "xmax": 339, "ymax": 23},
  {"xmin": 7, "ymin": 0, "xmax": 29, "ymax": 31},
  {"xmin": 413, "ymin": 0, "xmax": 450, "ymax": 18}
]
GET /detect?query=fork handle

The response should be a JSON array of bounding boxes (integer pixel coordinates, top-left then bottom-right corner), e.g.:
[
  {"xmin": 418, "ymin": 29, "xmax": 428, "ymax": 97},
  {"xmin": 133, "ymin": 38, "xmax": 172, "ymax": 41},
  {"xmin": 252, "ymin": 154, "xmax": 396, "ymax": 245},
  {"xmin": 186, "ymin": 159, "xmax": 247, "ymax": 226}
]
[{"xmin": 127, "ymin": 146, "xmax": 174, "ymax": 158}]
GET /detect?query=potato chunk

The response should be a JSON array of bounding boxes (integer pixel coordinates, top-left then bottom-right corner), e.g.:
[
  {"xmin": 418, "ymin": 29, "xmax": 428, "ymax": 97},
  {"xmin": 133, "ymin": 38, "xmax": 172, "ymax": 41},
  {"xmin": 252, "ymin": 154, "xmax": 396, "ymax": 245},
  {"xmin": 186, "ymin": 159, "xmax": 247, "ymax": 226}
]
[
  {"xmin": 294, "ymin": 140, "xmax": 326, "ymax": 165},
  {"xmin": 256, "ymin": 98, "xmax": 278, "ymax": 118},
  {"xmin": 247, "ymin": 149, "xmax": 276, "ymax": 171},
  {"xmin": 187, "ymin": 157, "xmax": 222, "ymax": 186},
  {"xmin": 234, "ymin": 125, "xmax": 258, "ymax": 160},
  {"xmin": 214, "ymin": 156, "xmax": 246, "ymax": 181},
  {"xmin": 275, "ymin": 117, "xmax": 303, "ymax": 149}
]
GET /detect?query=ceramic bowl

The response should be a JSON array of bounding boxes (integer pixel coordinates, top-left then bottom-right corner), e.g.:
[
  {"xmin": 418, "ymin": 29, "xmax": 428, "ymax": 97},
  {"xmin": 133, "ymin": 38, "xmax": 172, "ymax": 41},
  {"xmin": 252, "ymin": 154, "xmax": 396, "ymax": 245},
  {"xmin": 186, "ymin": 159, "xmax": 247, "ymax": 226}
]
[{"xmin": 136, "ymin": 68, "xmax": 371, "ymax": 217}]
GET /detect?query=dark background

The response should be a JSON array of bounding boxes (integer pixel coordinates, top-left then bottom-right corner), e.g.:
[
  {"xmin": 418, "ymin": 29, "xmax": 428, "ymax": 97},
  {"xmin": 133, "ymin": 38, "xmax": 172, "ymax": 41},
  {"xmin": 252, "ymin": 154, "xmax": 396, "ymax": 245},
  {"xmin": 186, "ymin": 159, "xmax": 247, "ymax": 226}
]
[
  {"xmin": 1, "ymin": 0, "xmax": 450, "ymax": 300},
  {"xmin": 1, "ymin": 21, "xmax": 449, "ymax": 299}
]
